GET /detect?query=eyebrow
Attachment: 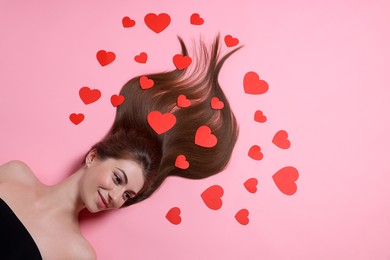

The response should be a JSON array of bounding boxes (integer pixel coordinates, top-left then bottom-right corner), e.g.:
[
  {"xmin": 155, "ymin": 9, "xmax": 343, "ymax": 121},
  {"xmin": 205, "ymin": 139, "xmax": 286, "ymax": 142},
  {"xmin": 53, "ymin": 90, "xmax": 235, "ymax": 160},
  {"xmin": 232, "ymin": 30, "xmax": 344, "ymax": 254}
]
[{"xmin": 115, "ymin": 167, "xmax": 128, "ymax": 185}]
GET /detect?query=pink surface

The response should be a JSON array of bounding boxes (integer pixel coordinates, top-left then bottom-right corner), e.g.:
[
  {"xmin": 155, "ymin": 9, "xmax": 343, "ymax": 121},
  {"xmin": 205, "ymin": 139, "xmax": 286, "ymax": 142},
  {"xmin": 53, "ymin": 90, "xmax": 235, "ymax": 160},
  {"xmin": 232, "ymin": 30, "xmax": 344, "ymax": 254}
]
[{"xmin": 1, "ymin": 0, "xmax": 390, "ymax": 259}]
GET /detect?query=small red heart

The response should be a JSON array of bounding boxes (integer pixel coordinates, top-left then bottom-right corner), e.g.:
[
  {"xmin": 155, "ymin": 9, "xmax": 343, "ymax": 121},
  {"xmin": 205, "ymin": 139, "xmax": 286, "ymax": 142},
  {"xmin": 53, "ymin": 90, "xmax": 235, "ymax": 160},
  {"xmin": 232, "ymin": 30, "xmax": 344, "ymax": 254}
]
[
  {"xmin": 224, "ymin": 35, "xmax": 239, "ymax": 47},
  {"xmin": 122, "ymin": 16, "xmax": 136, "ymax": 28},
  {"xmin": 139, "ymin": 76, "xmax": 154, "ymax": 90},
  {"xmin": 144, "ymin": 13, "xmax": 171, "ymax": 34},
  {"xmin": 175, "ymin": 154, "xmax": 190, "ymax": 170},
  {"xmin": 272, "ymin": 166, "xmax": 299, "ymax": 195},
  {"xmin": 177, "ymin": 94, "xmax": 191, "ymax": 108},
  {"xmin": 134, "ymin": 52, "xmax": 148, "ymax": 63},
  {"xmin": 147, "ymin": 111, "xmax": 176, "ymax": 134},
  {"xmin": 96, "ymin": 50, "xmax": 116, "ymax": 66},
  {"xmin": 79, "ymin": 87, "xmax": 101, "ymax": 105},
  {"xmin": 190, "ymin": 13, "xmax": 204, "ymax": 25},
  {"xmin": 248, "ymin": 145, "xmax": 263, "ymax": 161},
  {"xmin": 69, "ymin": 113, "xmax": 84, "ymax": 125},
  {"xmin": 235, "ymin": 209, "xmax": 249, "ymax": 225},
  {"xmin": 243, "ymin": 71, "xmax": 269, "ymax": 95},
  {"xmin": 210, "ymin": 97, "xmax": 224, "ymax": 110},
  {"xmin": 254, "ymin": 110, "xmax": 267, "ymax": 123},
  {"xmin": 244, "ymin": 178, "xmax": 258, "ymax": 193},
  {"xmin": 195, "ymin": 125, "xmax": 217, "ymax": 148},
  {"xmin": 165, "ymin": 207, "xmax": 181, "ymax": 225},
  {"xmin": 110, "ymin": 94, "xmax": 125, "ymax": 107},
  {"xmin": 272, "ymin": 130, "xmax": 291, "ymax": 149},
  {"xmin": 201, "ymin": 185, "xmax": 224, "ymax": 210},
  {"xmin": 173, "ymin": 54, "xmax": 192, "ymax": 70}
]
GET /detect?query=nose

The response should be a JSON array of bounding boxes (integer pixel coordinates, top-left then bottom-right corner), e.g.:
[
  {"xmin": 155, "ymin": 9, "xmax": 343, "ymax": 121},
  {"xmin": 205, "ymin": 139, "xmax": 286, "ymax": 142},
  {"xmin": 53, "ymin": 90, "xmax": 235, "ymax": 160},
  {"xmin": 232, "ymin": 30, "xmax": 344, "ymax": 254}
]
[{"xmin": 108, "ymin": 188, "xmax": 125, "ymax": 208}]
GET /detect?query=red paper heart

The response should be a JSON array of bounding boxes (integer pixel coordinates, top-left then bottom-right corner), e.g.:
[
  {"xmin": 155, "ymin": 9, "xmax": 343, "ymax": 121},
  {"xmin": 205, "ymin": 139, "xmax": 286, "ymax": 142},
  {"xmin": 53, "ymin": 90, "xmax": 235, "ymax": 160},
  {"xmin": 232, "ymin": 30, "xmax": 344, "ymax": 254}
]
[
  {"xmin": 224, "ymin": 35, "xmax": 239, "ymax": 47},
  {"xmin": 134, "ymin": 52, "xmax": 147, "ymax": 63},
  {"xmin": 210, "ymin": 97, "xmax": 224, "ymax": 110},
  {"xmin": 235, "ymin": 209, "xmax": 249, "ymax": 225},
  {"xmin": 96, "ymin": 50, "xmax": 116, "ymax": 66},
  {"xmin": 190, "ymin": 13, "xmax": 204, "ymax": 25},
  {"xmin": 139, "ymin": 76, "xmax": 154, "ymax": 90},
  {"xmin": 201, "ymin": 185, "xmax": 224, "ymax": 210},
  {"xmin": 272, "ymin": 166, "xmax": 299, "ymax": 195},
  {"xmin": 144, "ymin": 13, "xmax": 171, "ymax": 33},
  {"xmin": 195, "ymin": 126, "xmax": 217, "ymax": 148},
  {"xmin": 243, "ymin": 71, "xmax": 269, "ymax": 95},
  {"xmin": 177, "ymin": 94, "xmax": 191, "ymax": 108},
  {"xmin": 122, "ymin": 16, "xmax": 136, "ymax": 28},
  {"xmin": 272, "ymin": 130, "xmax": 291, "ymax": 149},
  {"xmin": 79, "ymin": 87, "xmax": 101, "ymax": 105},
  {"xmin": 173, "ymin": 54, "xmax": 192, "ymax": 70},
  {"xmin": 147, "ymin": 111, "xmax": 176, "ymax": 134},
  {"xmin": 165, "ymin": 207, "xmax": 181, "ymax": 225},
  {"xmin": 110, "ymin": 94, "xmax": 125, "ymax": 107},
  {"xmin": 69, "ymin": 113, "xmax": 84, "ymax": 125},
  {"xmin": 244, "ymin": 178, "xmax": 258, "ymax": 193},
  {"xmin": 254, "ymin": 110, "xmax": 267, "ymax": 123},
  {"xmin": 248, "ymin": 145, "xmax": 263, "ymax": 161},
  {"xmin": 175, "ymin": 155, "xmax": 189, "ymax": 169}
]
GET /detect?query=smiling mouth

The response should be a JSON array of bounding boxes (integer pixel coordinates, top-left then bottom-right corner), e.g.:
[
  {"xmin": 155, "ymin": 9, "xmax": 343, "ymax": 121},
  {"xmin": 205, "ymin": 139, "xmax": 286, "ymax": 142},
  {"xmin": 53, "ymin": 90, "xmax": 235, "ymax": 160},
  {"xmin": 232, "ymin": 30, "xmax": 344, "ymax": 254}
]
[{"xmin": 98, "ymin": 191, "xmax": 109, "ymax": 209}]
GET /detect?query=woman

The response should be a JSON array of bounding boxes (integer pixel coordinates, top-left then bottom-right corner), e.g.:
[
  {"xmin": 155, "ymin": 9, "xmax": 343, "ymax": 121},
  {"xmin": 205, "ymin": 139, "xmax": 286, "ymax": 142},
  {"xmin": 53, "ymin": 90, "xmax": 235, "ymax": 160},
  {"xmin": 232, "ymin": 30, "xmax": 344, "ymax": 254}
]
[{"xmin": 0, "ymin": 35, "xmax": 240, "ymax": 259}]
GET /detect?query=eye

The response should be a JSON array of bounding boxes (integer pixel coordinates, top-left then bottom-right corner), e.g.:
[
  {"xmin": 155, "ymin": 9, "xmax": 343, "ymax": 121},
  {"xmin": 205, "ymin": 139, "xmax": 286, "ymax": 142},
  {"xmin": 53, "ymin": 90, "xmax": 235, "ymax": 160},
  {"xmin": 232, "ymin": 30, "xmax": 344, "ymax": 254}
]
[
  {"xmin": 123, "ymin": 191, "xmax": 135, "ymax": 201},
  {"xmin": 113, "ymin": 173, "xmax": 122, "ymax": 185}
]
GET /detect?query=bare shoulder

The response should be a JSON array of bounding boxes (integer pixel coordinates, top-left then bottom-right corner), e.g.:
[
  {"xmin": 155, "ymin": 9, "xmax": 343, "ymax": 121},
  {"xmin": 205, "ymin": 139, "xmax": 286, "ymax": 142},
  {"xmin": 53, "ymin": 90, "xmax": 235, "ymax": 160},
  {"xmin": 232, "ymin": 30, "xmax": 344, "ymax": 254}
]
[
  {"xmin": 0, "ymin": 160, "xmax": 38, "ymax": 184},
  {"xmin": 67, "ymin": 235, "xmax": 97, "ymax": 260}
]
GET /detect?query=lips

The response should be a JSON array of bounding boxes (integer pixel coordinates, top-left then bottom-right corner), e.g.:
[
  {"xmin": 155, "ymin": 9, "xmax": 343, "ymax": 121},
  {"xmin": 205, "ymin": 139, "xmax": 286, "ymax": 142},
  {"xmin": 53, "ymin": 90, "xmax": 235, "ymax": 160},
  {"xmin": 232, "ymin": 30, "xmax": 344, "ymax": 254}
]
[{"xmin": 98, "ymin": 191, "xmax": 109, "ymax": 209}]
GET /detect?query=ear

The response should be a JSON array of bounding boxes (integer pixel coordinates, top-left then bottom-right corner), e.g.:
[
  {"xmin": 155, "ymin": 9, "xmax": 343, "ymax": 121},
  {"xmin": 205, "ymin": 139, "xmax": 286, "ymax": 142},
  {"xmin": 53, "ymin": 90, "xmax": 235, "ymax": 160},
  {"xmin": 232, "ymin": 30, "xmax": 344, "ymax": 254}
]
[{"xmin": 85, "ymin": 149, "xmax": 97, "ymax": 167}]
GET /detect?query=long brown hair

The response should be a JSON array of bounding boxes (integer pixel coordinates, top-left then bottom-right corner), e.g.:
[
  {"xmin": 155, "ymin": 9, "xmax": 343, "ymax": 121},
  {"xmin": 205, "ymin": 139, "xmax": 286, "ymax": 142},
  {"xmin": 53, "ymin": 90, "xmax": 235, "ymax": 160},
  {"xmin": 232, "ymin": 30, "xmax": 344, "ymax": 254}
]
[{"xmin": 91, "ymin": 35, "xmax": 241, "ymax": 206}]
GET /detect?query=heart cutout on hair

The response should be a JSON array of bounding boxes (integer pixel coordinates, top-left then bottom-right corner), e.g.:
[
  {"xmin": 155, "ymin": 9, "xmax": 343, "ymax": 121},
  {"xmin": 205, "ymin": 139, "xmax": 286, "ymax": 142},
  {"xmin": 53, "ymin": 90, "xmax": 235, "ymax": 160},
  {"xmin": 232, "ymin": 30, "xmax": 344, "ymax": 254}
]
[
  {"xmin": 110, "ymin": 95, "xmax": 125, "ymax": 107},
  {"xmin": 195, "ymin": 126, "xmax": 217, "ymax": 148},
  {"xmin": 175, "ymin": 155, "xmax": 189, "ymax": 169},
  {"xmin": 243, "ymin": 71, "xmax": 269, "ymax": 95},
  {"xmin": 248, "ymin": 145, "xmax": 263, "ymax": 161},
  {"xmin": 165, "ymin": 207, "xmax": 181, "ymax": 225},
  {"xmin": 139, "ymin": 76, "xmax": 154, "ymax": 89},
  {"xmin": 96, "ymin": 50, "xmax": 116, "ymax": 66},
  {"xmin": 224, "ymin": 35, "xmax": 239, "ymax": 47},
  {"xmin": 144, "ymin": 13, "xmax": 171, "ymax": 33},
  {"xmin": 244, "ymin": 178, "xmax": 258, "ymax": 193},
  {"xmin": 254, "ymin": 110, "xmax": 267, "ymax": 123},
  {"xmin": 177, "ymin": 94, "xmax": 191, "ymax": 108},
  {"xmin": 210, "ymin": 97, "xmax": 224, "ymax": 110},
  {"xmin": 69, "ymin": 113, "xmax": 84, "ymax": 125},
  {"xmin": 235, "ymin": 209, "xmax": 249, "ymax": 225},
  {"xmin": 190, "ymin": 13, "xmax": 204, "ymax": 25},
  {"xmin": 272, "ymin": 130, "xmax": 291, "ymax": 149},
  {"xmin": 272, "ymin": 166, "xmax": 299, "ymax": 195},
  {"xmin": 134, "ymin": 52, "xmax": 148, "ymax": 63},
  {"xmin": 122, "ymin": 16, "xmax": 136, "ymax": 28},
  {"xmin": 79, "ymin": 87, "xmax": 101, "ymax": 105},
  {"xmin": 201, "ymin": 185, "xmax": 224, "ymax": 210},
  {"xmin": 173, "ymin": 54, "xmax": 192, "ymax": 70},
  {"xmin": 147, "ymin": 111, "xmax": 176, "ymax": 134}
]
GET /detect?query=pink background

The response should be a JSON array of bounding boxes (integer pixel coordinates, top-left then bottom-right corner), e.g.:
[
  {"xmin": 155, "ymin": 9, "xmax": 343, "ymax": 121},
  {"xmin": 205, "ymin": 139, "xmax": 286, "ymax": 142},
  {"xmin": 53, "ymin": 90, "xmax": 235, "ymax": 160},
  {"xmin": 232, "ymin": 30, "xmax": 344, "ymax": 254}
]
[{"xmin": 1, "ymin": 0, "xmax": 390, "ymax": 259}]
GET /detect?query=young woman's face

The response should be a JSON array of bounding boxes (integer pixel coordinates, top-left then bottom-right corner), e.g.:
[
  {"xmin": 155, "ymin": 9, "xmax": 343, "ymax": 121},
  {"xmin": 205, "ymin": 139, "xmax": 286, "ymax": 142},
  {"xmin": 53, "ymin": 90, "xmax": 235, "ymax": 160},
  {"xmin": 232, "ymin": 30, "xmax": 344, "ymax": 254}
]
[{"xmin": 80, "ymin": 152, "xmax": 145, "ymax": 213}]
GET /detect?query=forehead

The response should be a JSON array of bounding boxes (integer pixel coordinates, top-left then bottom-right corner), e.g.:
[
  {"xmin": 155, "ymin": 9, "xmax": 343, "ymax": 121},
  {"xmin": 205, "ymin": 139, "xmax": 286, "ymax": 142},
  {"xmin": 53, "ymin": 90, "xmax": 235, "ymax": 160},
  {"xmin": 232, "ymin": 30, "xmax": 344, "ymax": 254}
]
[{"xmin": 108, "ymin": 158, "xmax": 145, "ymax": 193}]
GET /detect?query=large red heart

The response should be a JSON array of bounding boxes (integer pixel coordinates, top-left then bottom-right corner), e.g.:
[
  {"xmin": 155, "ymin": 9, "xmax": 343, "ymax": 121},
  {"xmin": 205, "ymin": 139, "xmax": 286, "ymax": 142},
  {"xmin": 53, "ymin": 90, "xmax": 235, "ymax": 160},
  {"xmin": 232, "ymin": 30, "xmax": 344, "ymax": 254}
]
[
  {"xmin": 177, "ymin": 94, "xmax": 191, "ymax": 108},
  {"xmin": 139, "ymin": 76, "xmax": 154, "ymax": 89},
  {"xmin": 147, "ymin": 111, "xmax": 176, "ymax": 134},
  {"xmin": 110, "ymin": 94, "xmax": 125, "ymax": 107},
  {"xmin": 201, "ymin": 185, "xmax": 224, "ymax": 210},
  {"xmin": 144, "ymin": 13, "xmax": 171, "ymax": 33},
  {"xmin": 165, "ymin": 207, "xmax": 181, "ymax": 225},
  {"xmin": 243, "ymin": 71, "xmax": 269, "ymax": 95},
  {"xmin": 210, "ymin": 97, "xmax": 224, "ymax": 110},
  {"xmin": 69, "ymin": 113, "xmax": 84, "ymax": 125},
  {"xmin": 134, "ymin": 52, "xmax": 147, "ymax": 63},
  {"xmin": 175, "ymin": 155, "xmax": 189, "ymax": 170},
  {"xmin": 244, "ymin": 178, "xmax": 258, "ymax": 193},
  {"xmin": 79, "ymin": 86, "xmax": 101, "ymax": 105},
  {"xmin": 254, "ymin": 110, "xmax": 267, "ymax": 123},
  {"xmin": 195, "ymin": 126, "xmax": 217, "ymax": 148},
  {"xmin": 122, "ymin": 16, "xmax": 136, "ymax": 28},
  {"xmin": 248, "ymin": 145, "xmax": 263, "ymax": 161},
  {"xmin": 235, "ymin": 209, "xmax": 249, "ymax": 225},
  {"xmin": 272, "ymin": 130, "xmax": 291, "ymax": 149},
  {"xmin": 190, "ymin": 13, "xmax": 204, "ymax": 25},
  {"xmin": 96, "ymin": 50, "xmax": 116, "ymax": 66},
  {"xmin": 224, "ymin": 35, "xmax": 239, "ymax": 47},
  {"xmin": 272, "ymin": 166, "xmax": 299, "ymax": 195},
  {"xmin": 173, "ymin": 54, "xmax": 192, "ymax": 70}
]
